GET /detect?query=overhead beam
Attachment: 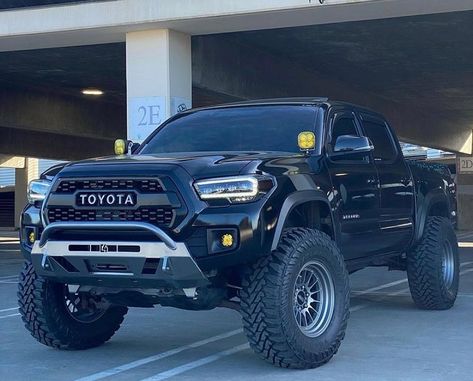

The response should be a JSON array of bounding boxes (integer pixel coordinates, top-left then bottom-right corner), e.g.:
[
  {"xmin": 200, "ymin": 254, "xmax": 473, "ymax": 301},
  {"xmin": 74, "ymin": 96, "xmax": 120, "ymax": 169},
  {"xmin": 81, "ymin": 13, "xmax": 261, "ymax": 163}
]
[
  {"xmin": 0, "ymin": 126, "xmax": 114, "ymax": 160},
  {"xmin": 0, "ymin": 155, "xmax": 25, "ymax": 168},
  {"xmin": 1, "ymin": 0, "xmax": 473, "ymax": 51}
]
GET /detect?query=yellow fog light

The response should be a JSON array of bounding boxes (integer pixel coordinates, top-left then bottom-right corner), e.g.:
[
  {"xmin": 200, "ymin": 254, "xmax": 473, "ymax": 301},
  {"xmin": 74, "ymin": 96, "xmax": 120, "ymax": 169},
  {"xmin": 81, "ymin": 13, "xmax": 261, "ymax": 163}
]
[
  {"xmin": 114, "ymin": 139, "xmax": 126, "ymax": 155},
  {"xmin": 221, "ymin": 234, "xmax": 234, "ymax": 248},
  {"xmin": 28, "ymin": 231, "xmax": 36, "ymax": 244}
]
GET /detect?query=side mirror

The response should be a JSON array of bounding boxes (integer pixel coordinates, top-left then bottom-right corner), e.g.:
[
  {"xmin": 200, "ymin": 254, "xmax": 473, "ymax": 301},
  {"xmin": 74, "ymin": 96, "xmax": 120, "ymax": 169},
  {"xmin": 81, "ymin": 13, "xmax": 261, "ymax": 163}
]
[
  {"xmin": 333, "ymin": 135, "xmax": 373, "ymax": 154},
  {"xmin": 114, "ymin": 139, "xmax": 140, "ymax": 155},
  {"xmin": 129, "ymin": 141, "xmax": 140, "ymax": 154}
]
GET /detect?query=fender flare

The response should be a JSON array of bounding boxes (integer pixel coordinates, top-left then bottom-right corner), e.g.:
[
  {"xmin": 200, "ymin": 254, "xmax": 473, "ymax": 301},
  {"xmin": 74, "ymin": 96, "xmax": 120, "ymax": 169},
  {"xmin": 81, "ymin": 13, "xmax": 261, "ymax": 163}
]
[
  {"xmin": 414, "ymin": 188, "xmax": 450, "ymax": 243},
  {"xmin": 270, "ymin": 190, "xmax": 337, "ymax": 251}
]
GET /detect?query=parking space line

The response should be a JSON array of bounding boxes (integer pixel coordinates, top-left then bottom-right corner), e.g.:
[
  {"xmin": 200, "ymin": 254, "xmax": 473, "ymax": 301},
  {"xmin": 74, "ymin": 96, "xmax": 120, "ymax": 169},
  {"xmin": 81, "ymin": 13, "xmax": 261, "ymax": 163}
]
[
  {"xmin": 71, "ymin": 260, "xmax": 473, "ymax": 381},
  {"xmin": 75, "ymin": 276, "xmax": 427, "ymax": 381},
  {"xmin": 0, "ymin": 313, "xmax": 20, "ymax": 319},
  {"xmin": 0, "ymin": 307, "xmax": 18, "ymax": 313},
  {"xmin": 350, "ymin": 288, "xmax": 410, "ymax": 312},
  {"xmin": 0, "ymin": 275, "xmax": 18, "ymax": 280},
  {"xmin": 74, "ymin": 328, "xmax": 243, "ymax": 381},
  {"xmin": 352, "ymin": 261, "xmax": 473, "ymax": 297},
  {"xmin": 140, "ymin": 343, "xmax": 250, "ymax": 381},
  {"xmin": 352, "ymin": 279, "xmax": 408, "ymax": 296},
  {"xmin": 459, "ymin": 268, "xmax": 473, "ymax": 277},
  {"xmin": 351, "ymin": 266, "xmax": 473, "ymax": 310}
]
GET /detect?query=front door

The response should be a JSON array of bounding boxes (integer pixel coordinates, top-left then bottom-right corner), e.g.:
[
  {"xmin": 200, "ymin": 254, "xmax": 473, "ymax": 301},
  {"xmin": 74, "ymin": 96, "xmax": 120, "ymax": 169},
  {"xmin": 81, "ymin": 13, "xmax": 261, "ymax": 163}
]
[
  {"xmin": 325, "ymin": 110, "xmax": 381, "ymax": 260},
  {"xmin": 358, "ymin": 112, "xmax": 414, "ymax": 253}
]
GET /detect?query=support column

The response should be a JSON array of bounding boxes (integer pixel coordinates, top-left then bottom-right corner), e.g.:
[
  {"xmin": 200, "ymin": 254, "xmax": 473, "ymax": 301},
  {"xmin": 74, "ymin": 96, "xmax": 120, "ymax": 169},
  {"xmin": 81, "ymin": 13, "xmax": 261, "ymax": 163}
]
[
  {"xmin": 14, "ymin": 158, "xmax": 39, "ymax": 228},
  {"xmin": 126, "ymin": 29, "xmax": 192, "ymax": 142}
]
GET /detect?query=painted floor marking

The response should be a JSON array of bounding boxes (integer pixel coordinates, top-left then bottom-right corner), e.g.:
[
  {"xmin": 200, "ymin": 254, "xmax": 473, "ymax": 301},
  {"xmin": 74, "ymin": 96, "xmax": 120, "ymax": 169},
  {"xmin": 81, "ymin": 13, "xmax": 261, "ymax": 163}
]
[
  {"xmin": 0, "ymin": 307, "xmax": 18, "ymax": 313},
  {"xmin": 0, "ymin": 313, "xmax": 20, "ymax": 320},
  {"xmin": 140, "ymin": 344, "xmax": 250, "ymax": 381},
  {"xmin": 75, "ymin": 329, "xmax": 243, "ymax": 381}
]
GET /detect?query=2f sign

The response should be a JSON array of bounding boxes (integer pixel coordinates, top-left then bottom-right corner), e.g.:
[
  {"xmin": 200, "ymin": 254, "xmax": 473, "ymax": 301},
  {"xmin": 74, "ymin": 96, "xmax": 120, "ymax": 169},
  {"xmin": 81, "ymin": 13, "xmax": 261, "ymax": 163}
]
[
  {"xmin": 459, "ymin": 157, "xmax": 473, "ymax": 173},
  {"xmin": 129, "ymin": 97, "xmax": 165, "ymax": 142}
]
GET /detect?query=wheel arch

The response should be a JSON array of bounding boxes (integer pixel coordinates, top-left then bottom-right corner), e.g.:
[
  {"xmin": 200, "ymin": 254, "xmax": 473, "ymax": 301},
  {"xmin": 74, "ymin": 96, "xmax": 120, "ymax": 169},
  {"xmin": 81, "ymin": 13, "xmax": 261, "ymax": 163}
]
[
  {"xmin": 414, "ymin": 189, "xmax": 451, "ymax": 243},
  {"xmin": 271, "ymin": 190, "xmax": 337, "ymax": 251}
]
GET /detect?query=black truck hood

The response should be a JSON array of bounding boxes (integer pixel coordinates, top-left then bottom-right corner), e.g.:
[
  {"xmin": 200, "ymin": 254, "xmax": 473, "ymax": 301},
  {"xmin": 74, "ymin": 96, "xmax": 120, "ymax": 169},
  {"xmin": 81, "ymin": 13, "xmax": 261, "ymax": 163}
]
[{"xmin": 56, "ymin": 152, "xmax": 299, "ymax": 179}]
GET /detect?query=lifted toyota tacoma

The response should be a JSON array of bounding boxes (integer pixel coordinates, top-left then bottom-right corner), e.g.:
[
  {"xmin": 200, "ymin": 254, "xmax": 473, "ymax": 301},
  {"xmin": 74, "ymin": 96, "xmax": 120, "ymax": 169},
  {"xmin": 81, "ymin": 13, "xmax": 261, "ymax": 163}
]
[{"xmin": 19, "ymin": 98, "xmax": 458, "ymax": 369}]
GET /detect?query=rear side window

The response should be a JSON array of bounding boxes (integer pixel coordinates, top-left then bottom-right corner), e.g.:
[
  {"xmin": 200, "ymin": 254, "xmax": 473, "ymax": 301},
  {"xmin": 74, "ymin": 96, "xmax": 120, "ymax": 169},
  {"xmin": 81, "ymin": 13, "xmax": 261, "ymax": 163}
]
[{"xmin": 362, "ymin": 120, "xmax": 397, "ymax": 161}]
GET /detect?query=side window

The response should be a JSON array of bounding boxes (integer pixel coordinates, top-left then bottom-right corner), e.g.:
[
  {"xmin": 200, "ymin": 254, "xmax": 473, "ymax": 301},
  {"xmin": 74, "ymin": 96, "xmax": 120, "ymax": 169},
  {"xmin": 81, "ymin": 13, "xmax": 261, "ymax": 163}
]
[
  {"xmin": 362, "ymin": 120, "xmax": 397, "ymax": 161},
  {"xmin": 331, "ymin": 116, "xmax": 358, "ymax": 144}
]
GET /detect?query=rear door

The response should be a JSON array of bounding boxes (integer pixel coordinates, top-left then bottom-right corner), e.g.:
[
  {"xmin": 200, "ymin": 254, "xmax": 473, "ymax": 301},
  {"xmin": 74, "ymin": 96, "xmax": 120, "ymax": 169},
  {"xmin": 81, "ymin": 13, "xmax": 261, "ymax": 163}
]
[
  {"xmin": 358, "ymin": 112, "xmax": 414, "ymax": 253},
  {"xmin": 325, "ymin": 109, "xmax": 381, "ymax": 260}
]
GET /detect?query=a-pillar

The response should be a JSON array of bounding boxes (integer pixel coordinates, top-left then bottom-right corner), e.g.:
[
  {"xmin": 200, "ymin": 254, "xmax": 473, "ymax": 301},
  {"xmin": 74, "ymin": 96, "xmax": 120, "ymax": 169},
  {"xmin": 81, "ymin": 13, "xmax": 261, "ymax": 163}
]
[
  {"xmin": 14, "ymin": 158, "xmax": 39, "ymax": 228},
  {"xmin": 126, "ymin": 29, "xmax": 192, "ymax": 142}
]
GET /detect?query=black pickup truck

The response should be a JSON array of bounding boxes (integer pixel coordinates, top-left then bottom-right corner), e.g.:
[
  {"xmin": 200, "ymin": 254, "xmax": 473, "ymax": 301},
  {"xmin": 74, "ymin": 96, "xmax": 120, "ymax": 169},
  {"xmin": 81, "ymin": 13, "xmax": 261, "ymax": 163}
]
[{"xmin": 18, "ymin": 98, "xmax": 458, "ymax": 369}]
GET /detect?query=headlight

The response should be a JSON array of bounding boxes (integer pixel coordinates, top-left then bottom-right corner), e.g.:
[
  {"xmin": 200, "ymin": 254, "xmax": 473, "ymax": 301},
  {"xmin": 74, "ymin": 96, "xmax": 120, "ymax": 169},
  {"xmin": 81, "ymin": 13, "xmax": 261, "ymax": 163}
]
[
  {"xmin": 27, "ymin": 179, "xmax": 51, "ymax": 204},
  {"xmin": 194, "ymin": 175, "xmax": 275, "ymax": 203}
]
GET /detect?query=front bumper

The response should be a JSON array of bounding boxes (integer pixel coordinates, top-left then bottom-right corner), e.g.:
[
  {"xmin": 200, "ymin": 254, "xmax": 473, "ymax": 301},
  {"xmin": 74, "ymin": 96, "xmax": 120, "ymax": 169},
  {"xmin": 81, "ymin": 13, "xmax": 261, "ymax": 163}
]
[{"xmin": 30, "ymin": 222, "xmax": 209, "ymax": 289}]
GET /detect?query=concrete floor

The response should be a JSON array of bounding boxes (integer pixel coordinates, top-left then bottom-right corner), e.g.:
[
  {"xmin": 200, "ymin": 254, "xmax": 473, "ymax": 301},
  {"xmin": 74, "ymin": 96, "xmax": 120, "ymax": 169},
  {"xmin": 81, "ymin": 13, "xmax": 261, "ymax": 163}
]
[{"xmin": 1, "ymin": 231, "xmax": 473, "ymax": 381}]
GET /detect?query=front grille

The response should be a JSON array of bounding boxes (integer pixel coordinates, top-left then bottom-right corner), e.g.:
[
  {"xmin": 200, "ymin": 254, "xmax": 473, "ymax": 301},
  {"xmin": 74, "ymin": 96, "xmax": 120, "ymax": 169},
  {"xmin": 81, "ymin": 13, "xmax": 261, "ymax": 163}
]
[
  {"xmin": 55, "ymin": 179, "xmax": 164, "ymax": 194},
  {"xmin": 45, "ymin": 177, "xmax": 185, "ymax": 229},
  {"xmin": 47, "ymin": 207, "xmax": 174, "ymax": 227}
]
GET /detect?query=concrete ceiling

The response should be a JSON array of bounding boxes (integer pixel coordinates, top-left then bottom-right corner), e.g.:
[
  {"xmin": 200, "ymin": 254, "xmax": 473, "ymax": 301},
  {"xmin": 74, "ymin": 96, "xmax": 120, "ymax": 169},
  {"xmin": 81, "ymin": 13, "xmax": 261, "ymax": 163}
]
[
  {"xmin": 232, "ymin": 10, "xmax": 473, "ymax": 121},
  {"xmin": 0, "ymin": 42, "xmax": 239, "ymax": 107},
  {"xmin": 0, "ymin": 10, "xmax": 472, "ymax": 147},
  {"xmin": 0, "ymin": 43, "xmax": 126, "ymax": 104}
]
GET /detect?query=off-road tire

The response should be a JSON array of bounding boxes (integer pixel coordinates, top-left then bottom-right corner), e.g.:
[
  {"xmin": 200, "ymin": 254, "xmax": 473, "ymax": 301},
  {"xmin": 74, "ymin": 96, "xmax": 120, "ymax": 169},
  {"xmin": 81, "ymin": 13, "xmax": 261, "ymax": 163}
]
[
  {"xmin": 18, "ymin": 261, "xmax": 128, "ymax": 349},
  {"xmin": 240, "ymin": 228, "xmax": 350, "ymax": 369},
  {"xmin": 407, "ymin": 216, "xmax": 459, "ymax": 310}
]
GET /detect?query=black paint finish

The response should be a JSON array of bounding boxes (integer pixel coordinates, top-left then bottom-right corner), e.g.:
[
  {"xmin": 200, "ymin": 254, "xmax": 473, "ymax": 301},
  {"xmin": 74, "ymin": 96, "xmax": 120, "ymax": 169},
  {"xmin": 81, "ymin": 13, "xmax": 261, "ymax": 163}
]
[{"xmin": 21, "ymin": 99, "xmax": 456, "ymax": 285}]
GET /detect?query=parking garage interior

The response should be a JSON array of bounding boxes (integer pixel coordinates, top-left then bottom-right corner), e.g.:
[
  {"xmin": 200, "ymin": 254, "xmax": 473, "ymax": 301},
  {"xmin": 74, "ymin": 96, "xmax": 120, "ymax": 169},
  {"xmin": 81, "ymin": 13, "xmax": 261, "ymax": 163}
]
[
  {"xmin": 1, "ymin": 2, "xmax": 473, "ymax": 229},
  {"xmin": 1, "ymin": 2, "xmax": 473, "ymax": 380}
]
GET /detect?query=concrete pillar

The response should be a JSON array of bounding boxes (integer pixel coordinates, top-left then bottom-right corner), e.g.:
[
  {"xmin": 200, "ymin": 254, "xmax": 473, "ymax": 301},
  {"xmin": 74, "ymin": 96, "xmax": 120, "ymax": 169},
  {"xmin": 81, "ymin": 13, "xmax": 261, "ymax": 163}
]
[
  {"xmin": 456, "ymin": 156, "xmax": 473, "ymax": 230},
  {"xmin": 126, "ymin": 29, "xmax": 192, "ymax": 142},
  {"xmin": 14, "ymin": 158, "xmax": 39, "ymax": 228}
]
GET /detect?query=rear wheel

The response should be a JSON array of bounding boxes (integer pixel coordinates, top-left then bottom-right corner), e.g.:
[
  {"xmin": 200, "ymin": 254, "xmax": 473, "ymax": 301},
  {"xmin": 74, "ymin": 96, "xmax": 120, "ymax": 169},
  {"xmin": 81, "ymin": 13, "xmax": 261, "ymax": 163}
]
[
  {"xmin": 407, "ymin": 217, "xmax": 459, "ymax": 310},
  {"xmin": 18, "ymin": 261, "xmax": 128, "ymax": 349},
  {"xmin": 240, "ymin": 228, "xmax": 350, "ymax": 369}
]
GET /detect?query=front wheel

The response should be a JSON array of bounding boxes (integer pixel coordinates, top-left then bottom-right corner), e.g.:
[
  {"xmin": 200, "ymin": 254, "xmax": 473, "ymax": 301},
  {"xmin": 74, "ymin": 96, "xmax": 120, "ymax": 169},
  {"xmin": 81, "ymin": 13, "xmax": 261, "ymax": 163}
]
[
  {"xmin": 240, "ymin": 228, "xmax": 350, "ymax": 369},
  {"xmin": 407, "ymin": 216, "xmax": 459, "ymax": 310},
  {"xmin": 18, "ymin": 261, "xmax": 128, "ymax": 349}
]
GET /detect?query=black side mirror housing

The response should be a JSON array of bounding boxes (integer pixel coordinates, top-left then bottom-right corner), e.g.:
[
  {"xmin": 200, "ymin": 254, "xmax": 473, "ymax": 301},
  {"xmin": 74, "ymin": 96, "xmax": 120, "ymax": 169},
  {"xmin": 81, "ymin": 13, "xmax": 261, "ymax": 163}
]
[
  {"xmin": 332, "ymin": 135, "xmax": 374, "ymax": 155},
  {"xmin": 128, "ymin": 141, "xmax": 141, "ymax": 154}
]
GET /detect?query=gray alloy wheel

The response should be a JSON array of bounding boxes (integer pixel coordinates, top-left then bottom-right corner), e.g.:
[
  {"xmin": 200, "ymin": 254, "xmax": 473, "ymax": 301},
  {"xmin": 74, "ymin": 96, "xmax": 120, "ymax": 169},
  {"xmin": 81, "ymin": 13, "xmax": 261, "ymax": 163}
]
[{"xmin": 293, "ymin": 261, "xmax": 335, "ymax": 338}]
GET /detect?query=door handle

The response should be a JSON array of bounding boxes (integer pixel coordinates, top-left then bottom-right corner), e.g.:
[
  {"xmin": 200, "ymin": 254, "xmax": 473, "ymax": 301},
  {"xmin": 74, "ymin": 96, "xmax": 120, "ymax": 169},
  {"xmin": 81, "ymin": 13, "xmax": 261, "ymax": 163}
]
[
  {"xmin": 401, "ymin": 178, "xmax": 411, "ymax": 186},
  {"xmin": 367, "ymin": 177, "xmax": 378, "ymax": 185}
]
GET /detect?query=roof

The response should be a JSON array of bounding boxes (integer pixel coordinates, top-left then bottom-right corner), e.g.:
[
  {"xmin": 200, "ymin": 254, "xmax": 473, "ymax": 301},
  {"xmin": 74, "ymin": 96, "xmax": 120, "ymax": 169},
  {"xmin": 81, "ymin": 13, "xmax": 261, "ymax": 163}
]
[
  {"xmin": 178, "ymin": 97, "xmax": 382, "ymax": 119},
  {"xmin": 225, "ymin": 97, "xmax": 329, "ymax": 106}
]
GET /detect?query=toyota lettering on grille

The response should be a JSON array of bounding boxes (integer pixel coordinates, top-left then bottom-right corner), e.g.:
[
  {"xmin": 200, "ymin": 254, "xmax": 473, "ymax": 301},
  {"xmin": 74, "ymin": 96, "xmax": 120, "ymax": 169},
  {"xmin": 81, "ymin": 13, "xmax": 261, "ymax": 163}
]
[{"xmin": 76, "ymin": 192, "xmax": 137, "ymax": 207}]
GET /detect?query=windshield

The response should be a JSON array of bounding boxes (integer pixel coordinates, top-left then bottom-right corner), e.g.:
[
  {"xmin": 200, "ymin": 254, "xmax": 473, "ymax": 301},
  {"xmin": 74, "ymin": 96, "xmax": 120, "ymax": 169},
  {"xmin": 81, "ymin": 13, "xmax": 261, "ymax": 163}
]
[{"xmin": 140, "ymin": 105, "xmax": 320, "ymax": 154}]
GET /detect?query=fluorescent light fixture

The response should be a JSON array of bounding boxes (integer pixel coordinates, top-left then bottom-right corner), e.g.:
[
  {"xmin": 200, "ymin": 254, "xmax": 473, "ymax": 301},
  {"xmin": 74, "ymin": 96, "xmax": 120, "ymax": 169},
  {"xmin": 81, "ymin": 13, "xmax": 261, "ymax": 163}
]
[{"xmin": 81, "ymin": 88, "xmax": 104, "ymax": 96}]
